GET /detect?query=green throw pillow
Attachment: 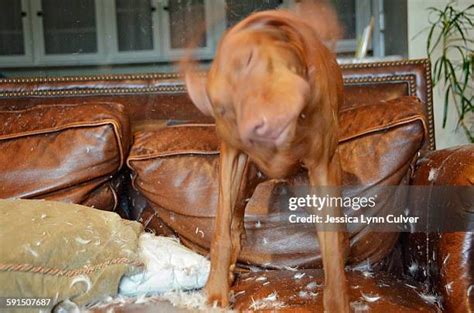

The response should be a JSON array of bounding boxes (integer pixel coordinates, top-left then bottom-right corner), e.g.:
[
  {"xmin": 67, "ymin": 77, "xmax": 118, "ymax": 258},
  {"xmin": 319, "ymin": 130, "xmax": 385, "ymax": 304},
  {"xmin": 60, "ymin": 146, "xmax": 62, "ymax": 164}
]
[{"xmin": 0, "ymin": 199, "xmax": 144, "ymax": 311}]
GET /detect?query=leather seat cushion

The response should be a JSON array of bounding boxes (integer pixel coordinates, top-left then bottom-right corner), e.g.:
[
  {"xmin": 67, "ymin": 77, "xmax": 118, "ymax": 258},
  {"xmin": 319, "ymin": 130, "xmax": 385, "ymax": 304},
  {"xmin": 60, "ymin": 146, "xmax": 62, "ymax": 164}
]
[
  {"xmin": 232, "ymin": 269, "xmax": 439, "ymax": 312},
  {"xmin": 0, "ymin": 102, "xmax": 131, "ymax": 211},
  {"xmin": 127, "ymin": 96, "xmax": 427, "ymax": 268}
]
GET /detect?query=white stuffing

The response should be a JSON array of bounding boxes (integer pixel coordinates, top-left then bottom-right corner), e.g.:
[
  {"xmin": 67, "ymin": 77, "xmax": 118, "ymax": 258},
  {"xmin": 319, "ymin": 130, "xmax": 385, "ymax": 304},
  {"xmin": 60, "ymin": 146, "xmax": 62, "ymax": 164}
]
[
  {"xmin": 24, "ymin": 244, "xmax": 39, "ymax": 258},
  {"xmin": 256, "ymin": 276, "xmax": 267, "ymax": 282},
  {"xmin": 361, "ymin": 271, "xmax": 374, "ymax": 278},
  {"xmin": 195, "ymin": 227, "xmax": 205, "ymax": 238},
  {"xmin": 75, "ymin": 237, "xmax": 91, "ymax": 245},
  {"xmin": 298, "ymin": 290, "xmax": 309, "ymax": 298},
  {"xmin": 118, "ymin": 233, "xmax": 210, "ymax": 296},
  {"xmin": 306, "ymin": 281, "xmax": 320, "ymax": 290},
  {"xmin": 351, "ymin": 301, "xmax": 369, "ymax": 312},
  {"xmin": 408, "ymin": 262, "xmax": 419, "ymax": 275},
  {"xmin": 87, "ymin": 290, "xmax": 220, "ymax": 312},
  {"xmin": 445, "ymin": 282, "xmax": 453, "ymax": 295},
  {"xmin": 360, "ymin": 291, "xmax": 381, "ymax": 303},
  {"xmin": 442, "ymin": 253, "xmax": 450, "ymax": 265},
  {"xmin": 53, "ymin": 299, "xmax": 81, "ymax": 313},
  {"xmin": 428, "ymin": 168, "xmax": 438, "ymax": 182},
  {"xmin": 416, "ymin": 291, "xmax": 441, "ymax": 306},
  {"xmin": 159, "ymin": 290, "xmax": 209, "ymax": 310},
  {"xmin": 249, "ymin": 292, "xmax": 285, "ymax": 310},
  {"xmin": 294, "ymin": 272, "xmax": 306, "ymax": 280}
]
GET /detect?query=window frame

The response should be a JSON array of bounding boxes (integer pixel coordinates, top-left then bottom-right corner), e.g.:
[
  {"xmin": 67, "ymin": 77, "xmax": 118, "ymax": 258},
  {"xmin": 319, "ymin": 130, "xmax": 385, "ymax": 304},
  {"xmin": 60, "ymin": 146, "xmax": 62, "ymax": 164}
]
[
  {"xmin": 0, "ymin": 0, "xmax": 34, "ymax": 66},
  {"xmin": 29, "ymin": 0, "xmax": 107, "ymax": 66}
]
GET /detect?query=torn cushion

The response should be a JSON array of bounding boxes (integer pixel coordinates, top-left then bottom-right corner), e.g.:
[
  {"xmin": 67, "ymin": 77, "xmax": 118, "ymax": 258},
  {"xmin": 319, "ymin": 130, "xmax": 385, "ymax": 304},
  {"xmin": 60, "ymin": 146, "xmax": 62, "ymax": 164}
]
[{"xmin": 0, "ymin": 199, "xmax": 143, "ymax": 308}]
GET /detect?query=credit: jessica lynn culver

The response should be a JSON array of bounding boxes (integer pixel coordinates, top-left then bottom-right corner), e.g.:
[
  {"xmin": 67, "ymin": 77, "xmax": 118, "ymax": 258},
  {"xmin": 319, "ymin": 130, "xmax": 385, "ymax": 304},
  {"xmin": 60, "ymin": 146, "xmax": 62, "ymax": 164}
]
[{"xmin": 288, "ymin": 214, "xmax": 420, "ymax": 225}]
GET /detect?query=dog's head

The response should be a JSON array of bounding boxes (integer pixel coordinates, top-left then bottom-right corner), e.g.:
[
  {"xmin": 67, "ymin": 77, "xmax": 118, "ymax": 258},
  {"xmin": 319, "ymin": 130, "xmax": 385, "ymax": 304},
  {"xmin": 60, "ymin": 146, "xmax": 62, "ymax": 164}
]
[{"xmin": 185, "ymin": 7, "xmax": 340, "ymax": 151}]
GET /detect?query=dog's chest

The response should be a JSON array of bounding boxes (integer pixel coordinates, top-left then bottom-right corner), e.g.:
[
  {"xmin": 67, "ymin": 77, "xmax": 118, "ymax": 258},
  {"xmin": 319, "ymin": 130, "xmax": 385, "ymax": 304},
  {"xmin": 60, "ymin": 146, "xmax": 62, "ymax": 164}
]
[{"xmin": 245, "ymin": 145, "xmax": 303, "ymax": 179}]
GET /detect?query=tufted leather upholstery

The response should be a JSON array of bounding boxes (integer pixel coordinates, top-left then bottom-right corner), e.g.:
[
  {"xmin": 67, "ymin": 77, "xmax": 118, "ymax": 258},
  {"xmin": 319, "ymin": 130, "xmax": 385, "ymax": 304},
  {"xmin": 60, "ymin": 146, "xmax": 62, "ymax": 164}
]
[{"xmin": 0, "ymin": 59, "xmax": 436, "ymax": 150}]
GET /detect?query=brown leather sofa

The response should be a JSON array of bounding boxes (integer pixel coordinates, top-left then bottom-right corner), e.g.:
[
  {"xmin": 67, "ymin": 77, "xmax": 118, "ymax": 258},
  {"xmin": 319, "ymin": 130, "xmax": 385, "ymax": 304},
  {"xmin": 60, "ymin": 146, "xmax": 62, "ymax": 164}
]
[{"xmin": 0, "ymin": 59, "xmax": 472, "ymax": 312}]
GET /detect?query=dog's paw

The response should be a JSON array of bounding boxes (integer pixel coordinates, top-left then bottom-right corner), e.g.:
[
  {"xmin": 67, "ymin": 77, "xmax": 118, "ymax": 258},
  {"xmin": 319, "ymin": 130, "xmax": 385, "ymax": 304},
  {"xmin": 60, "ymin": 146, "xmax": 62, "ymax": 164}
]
[
  {"xmin": 205, "ymin": 283, "xmax": 230, "ymax": 308},
  {"xmin": 323, "ymin": 288, "xmax": 350, "ymax": 313}
]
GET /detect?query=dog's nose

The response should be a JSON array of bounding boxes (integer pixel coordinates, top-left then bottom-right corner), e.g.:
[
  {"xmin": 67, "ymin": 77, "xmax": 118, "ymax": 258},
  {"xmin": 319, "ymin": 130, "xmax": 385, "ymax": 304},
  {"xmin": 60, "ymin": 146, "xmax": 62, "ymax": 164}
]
[
  {"xmin": 239, "ymin": 119, "xmax": 267, "ymax": 142},
  {"xmin": 239, "ymin": 116, "xmax": 288, "ymax": 144},
  {"xmin": 253, "ymin": 120, "xmax": 267, "ymax": 136},
  {"xmin": 239, "ymin": 118, "xmax": 267, "ymax": 143}
]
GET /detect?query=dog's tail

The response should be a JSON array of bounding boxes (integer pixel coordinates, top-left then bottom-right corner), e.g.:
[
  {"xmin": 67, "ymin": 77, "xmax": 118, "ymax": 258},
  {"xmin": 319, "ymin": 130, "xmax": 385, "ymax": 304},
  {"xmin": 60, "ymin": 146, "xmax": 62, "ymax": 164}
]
[{"xmin": 289, "ymin": 0, "xmax": 343, "ymax": 51}]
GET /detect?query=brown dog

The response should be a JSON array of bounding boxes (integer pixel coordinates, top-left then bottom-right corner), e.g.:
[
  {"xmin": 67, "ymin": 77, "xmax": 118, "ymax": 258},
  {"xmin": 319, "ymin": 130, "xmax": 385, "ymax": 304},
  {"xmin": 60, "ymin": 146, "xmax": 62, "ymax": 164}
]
[{"xmin": 184, "ymin": 7, "xmax": 350, "ymax": 313}]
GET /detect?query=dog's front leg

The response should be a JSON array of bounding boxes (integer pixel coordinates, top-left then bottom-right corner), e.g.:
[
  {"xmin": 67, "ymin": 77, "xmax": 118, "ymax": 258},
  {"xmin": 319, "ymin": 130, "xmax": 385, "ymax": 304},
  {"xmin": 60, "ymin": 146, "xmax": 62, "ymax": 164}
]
[
  {"xmin": 308, "ymin": 151, "xmax": 350, "ymax": 313},
  {"xmin": 206, "ymin": 142, "xmax": 247, "ymax": 307}
]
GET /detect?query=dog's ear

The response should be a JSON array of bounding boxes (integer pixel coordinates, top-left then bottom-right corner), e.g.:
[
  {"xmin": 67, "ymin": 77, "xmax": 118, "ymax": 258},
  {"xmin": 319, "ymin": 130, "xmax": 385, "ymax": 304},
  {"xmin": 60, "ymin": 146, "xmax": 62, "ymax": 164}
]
[{"xmin": 184, "ymin": 71, "xmax": 214, "ymax": 117}]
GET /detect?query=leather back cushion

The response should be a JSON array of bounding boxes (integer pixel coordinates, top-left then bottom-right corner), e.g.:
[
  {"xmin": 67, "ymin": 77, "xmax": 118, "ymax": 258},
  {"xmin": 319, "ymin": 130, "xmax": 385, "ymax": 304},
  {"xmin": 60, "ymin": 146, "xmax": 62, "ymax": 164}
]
[
  {"xmin": 0, "ymin": 102, "xmax": 131, "ymax": 210},
  {"xmin": 127, "ymin": 96, "xmax": 427, "ymax": 268}
]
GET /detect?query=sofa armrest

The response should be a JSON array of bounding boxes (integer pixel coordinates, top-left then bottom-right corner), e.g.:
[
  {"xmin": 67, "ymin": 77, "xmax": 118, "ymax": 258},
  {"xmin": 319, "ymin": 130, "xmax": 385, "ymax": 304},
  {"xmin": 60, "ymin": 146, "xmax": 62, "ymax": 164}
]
[
  {"xmin": 406, "ymin": 144, "xmax": 474, "ymax": 312},
  {"xmin": 411, "ymin": 145, "xmax": 474, "ymax": 185}
]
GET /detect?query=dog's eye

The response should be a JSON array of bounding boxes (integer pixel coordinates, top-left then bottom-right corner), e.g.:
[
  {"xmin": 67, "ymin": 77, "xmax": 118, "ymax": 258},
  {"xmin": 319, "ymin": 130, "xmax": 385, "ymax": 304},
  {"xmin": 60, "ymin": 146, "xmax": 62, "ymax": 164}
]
[
  {"xmin": 217, "ymin": 107, "xmax": 227, "ymax": 116},
  {"xmin": 245, "ymin": 51, "xmax": 253, "ymax": 67}
]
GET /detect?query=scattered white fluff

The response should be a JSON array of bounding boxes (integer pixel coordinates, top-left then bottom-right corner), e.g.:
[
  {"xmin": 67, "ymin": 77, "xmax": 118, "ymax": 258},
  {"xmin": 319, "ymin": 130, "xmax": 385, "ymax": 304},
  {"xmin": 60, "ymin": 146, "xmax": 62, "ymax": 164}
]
[
  {"xmin": 428, "ymin": 168, "xmax": 438, "ymax": 182},
  {"xmin": 70, "ymin": 274, "xmax": 92, "ymax": 293},
  {"xmin": 159, "ymin": 290, "xmax": 208, "ymax": 310},
  {"xmin": 443, "ymin": 253, "xmax": 450, "ymax": 265},
  {"xmin": 118, "ymin": 233, "xmax": 210, "ymax": 296},
  {"xmin": 408, "ymin": 262, "xmax": 419, "ymax": 275},
  {"xmin": 351, "ymin": 260, "xmax": 374, "ymax": 279},
  {"xmin": 75, "ymin": 237, "xmax": 91, "ymax": 245},
  {"xmin": 53, "ymin": 298, "xmax": 81, "ymax": 313},
  {"xmin": 195, "ymin": 227, "xmax": 205, "ymax": 238},
  {"xmin": 256, "ymin": 276, "xmax": 267, "ymax": 282},
  {"xmin": 360, "ymin": 291, "xmax": 381, "ymax": 303},
  {"xmin": 361, "ymin": 271, "xmax": 374, "ymax": 278},
  {"xmin": 445, "ymin": 282, "xmax": 453, "ymax": 295},
  {"xmin": 298, "ymin": 290, "xmax": 309, "ymax": 298},
  {"xmin": 416, "ymin": 291, "xmax": 441, "ymax": 306},
  {"xmin": 351, "ymin": 301, "xmax": 369, "ymax": 312},
  {"xmin": 87, "ymin": 291, "xmax": 220, "ymax": 312},
  {"xmin": 294, "ymin": 272, "xmax": 306, "ymax": 280},
  {"xmin": 306, "ymin": 281, "xmax": 320, "ymax": 290},
  {"xmin": 249, "ymin": 292, "xmax": 285, "ymax": 310},
  {"xmin": 24, "ymin": 244, "xmax": 38, "ymax": 258},
  {"xmin": 283, "ymin": 265, "xmax": 299, "ymax": 272},
  {"xmin": 298, "ymin": 290, "xmax": 317, "ymax": 299}
]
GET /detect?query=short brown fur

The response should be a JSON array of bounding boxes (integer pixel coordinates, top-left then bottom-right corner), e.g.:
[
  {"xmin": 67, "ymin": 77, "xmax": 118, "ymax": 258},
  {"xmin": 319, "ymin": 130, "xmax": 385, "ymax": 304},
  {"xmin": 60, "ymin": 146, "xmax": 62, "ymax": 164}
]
[{"xmin": 184, "ymin": 8, "xmax": 350, "ymax": 312}]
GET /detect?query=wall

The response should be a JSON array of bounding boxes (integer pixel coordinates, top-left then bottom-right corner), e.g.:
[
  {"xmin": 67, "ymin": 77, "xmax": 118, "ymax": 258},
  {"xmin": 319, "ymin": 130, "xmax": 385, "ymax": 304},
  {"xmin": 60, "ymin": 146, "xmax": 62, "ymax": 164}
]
[{"xmin": 407, "ymin": 0, "xmax": 472, "ymax": 148}]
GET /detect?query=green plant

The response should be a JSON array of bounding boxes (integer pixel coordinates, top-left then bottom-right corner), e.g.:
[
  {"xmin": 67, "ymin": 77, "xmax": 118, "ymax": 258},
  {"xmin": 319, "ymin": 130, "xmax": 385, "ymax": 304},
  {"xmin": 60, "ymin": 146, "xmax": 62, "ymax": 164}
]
[{"xmin": 426, "ymin": 2, "xmax": 473, "ymax": 142}]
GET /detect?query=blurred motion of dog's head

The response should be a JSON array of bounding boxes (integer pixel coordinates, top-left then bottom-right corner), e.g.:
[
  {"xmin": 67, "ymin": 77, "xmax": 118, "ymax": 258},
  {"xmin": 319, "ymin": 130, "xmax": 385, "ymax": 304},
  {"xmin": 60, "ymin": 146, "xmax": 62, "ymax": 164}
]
[{"xmin": 182, "ymin": 0, "xmax": 343, "ymax": 152}]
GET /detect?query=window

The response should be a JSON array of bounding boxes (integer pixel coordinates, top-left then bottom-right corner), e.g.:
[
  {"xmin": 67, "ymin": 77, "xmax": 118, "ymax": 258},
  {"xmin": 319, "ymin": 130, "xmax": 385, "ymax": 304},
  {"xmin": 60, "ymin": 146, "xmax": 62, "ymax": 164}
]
[{"xmin": 0, "ymin": 0, "xmax": 385, "ymax": 69}]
